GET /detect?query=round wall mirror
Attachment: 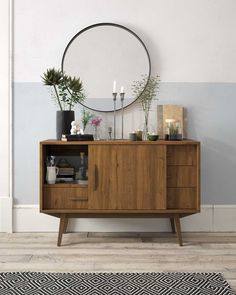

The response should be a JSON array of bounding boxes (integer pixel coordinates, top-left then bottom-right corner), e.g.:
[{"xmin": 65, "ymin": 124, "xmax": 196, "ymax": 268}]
[{"xmin": 61, "ymin": 23, "xmax": 151, "ymax": 112}]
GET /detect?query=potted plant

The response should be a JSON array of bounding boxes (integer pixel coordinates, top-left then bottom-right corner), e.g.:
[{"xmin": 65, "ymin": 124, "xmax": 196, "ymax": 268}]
[
  {"xmin": 41, "ymin": 68, "xmax": 86, "ymax": 139},
  {"xmin": 132, "ymin": 74, "xmax": 160, "ymax": 140}
]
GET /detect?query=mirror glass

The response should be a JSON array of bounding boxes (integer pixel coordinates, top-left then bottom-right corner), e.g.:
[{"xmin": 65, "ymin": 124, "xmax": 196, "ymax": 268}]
[{"xmin": 62, "ymin": 23, "xmax": 151, "ymax": 112}]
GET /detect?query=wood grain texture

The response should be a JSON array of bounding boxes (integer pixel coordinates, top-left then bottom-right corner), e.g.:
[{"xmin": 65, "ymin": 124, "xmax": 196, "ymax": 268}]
[
  {"xmin": 167, "ymin": 166, "xmax": 197, "ymax": 187},
  {"xmin": 167, "ymin": 145, "xmax": 197, "ymax": 165},
  {"xmin": 41, "ymin": 211, "xmax": 198, "ymax": 219},
  {"xmin": 88, "ymin": 144, "xmax": 166, "ymax": 210},
  {"xmin": 167, "ymin": 188, "xmax": 197, "ymax": 209},
  {"xmin": 170, "ymin": 218, "xmax": 176, "ymax": 233},
  {"xmin": 41, "ymin": 140, "xmax": 199, "ymax": 145},
  {"xmin": 174, "ymin": 215, "xmax": 183, "ymax": 246},
  {"xmin": 44, "ymin": 187, "xmax": 88, "ymax": 209},
  {"xmin": 40, "ymin": 143, "xmax": 45, "ymax": 210},
  {"xmin": 166, "ymin": 143, "xmax": 200, "ymax": 211},
  {"xmin": 40, "ymin": 140, "xmax": 200, "ymax": 246},
  {"xmin": 196, "ymin": 143, "xmax": 201, "ymax": 211},
  {"xmin": 57, "ymin": 214, "xmax": 67, "ymax": 246}
]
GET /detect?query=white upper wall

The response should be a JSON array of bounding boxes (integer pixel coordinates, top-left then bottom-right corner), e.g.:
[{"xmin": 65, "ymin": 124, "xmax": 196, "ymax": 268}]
[
  {"xmin": 0, "ymin": 0, "xmax": 10, "ymax": 197},
  {"xmin": 13, "ymin": 0, "xmax": 236, "ymax": 82}
]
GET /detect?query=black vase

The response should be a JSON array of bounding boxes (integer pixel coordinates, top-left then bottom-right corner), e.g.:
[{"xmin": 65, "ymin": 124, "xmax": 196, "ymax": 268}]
[{"xmin": 56, "ymin": 110, "xmax": 75, "ymax": 140}]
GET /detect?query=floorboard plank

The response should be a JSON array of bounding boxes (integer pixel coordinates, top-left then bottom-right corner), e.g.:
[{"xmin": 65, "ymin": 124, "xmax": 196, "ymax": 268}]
[{"xmin": 0, "ymin": 232, "xmax": 235, "ymax": 291}]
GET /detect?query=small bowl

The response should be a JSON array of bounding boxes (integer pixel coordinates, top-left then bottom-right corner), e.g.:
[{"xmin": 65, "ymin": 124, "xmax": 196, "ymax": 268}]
[{"xmin": 147, "ymin": 134, "xmax": 159, "ymax": 141}]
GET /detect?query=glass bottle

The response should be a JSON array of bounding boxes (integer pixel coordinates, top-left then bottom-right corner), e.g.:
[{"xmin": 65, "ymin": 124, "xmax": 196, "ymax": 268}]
[{"xmin": 77, "ymin": 152, "xmax": 88, "ymax": 182}]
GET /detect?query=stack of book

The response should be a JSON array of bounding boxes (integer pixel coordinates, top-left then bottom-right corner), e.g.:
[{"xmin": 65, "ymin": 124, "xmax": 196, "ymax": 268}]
[
  {"xmin": 56, "ymin": 167, "xmax": 75, "ymax": 183},
  {"xmin": 61, "ymin": 134, "xmax": 94, "ymax": 141},
  {"xmin": 76, "ymin": 179, "xmax": 88, "ymax": 185}
]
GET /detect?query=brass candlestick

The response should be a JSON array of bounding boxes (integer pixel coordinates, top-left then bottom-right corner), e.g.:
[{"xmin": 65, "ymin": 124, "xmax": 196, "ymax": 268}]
[
  {"xmin": 120, "ymin": 92, "xmax": 125, "ymax": 139},
  {"xmin": 112, "ymin": 92, "xmax": 117, "ymax": 139}
]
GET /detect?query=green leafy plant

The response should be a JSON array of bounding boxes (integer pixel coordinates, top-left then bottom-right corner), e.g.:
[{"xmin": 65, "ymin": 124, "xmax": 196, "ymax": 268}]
[
  {"xmin": 41, "ymin": 68, "xmax": 86, "ymax": 111},
  {"xmin": 132, "ymin": 74, "xmax": 160, "ymax": 138},
  {"xmin": 81, "ymin": 108, "xmax": 93, "ymax": 131}
]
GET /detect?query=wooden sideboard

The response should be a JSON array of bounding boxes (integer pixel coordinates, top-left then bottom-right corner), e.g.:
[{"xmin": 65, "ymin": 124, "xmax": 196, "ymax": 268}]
[{"xmin": 40, "ymin": 140, "xmax": 200, "ymax": 246}]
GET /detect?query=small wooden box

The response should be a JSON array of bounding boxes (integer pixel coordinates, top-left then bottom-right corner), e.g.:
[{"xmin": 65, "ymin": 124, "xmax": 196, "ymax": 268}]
[{"xmin": 157, "ymin": 105, "xmax": 186, "ymax": 139}]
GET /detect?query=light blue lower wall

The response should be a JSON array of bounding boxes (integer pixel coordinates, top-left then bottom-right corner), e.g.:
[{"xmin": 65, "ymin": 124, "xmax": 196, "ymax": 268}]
[{"xmin": 13, "ymin": 82, "xmax": 236, "ymax": 204}]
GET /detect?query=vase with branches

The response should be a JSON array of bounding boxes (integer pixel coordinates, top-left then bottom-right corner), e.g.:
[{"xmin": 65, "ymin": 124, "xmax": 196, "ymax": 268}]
[
  {"xmin": 81, "ymin": 108, "xmax": 93, "ymax": 132},
  {"xmin": 91, "ymin": 116, "xmax": 102, "ymax": 140},
  {"xmin": 41, "ymin": 68, "xmax": 86, "ymax": 139},
  {"xmin": 132, "ymin": 74, "xmax": 160, "ymax": 140}
]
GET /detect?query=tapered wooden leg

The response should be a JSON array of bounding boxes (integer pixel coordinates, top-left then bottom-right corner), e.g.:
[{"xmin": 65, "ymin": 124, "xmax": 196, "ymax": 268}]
[
  {"xmin": 174, "ymin": 215, "xmax": 183, "ymax": 246},
  {"xmin": 64, "ymin": 217, "xmax": 69, "ymax": 234},
  {"xmin": 57, "ymin": 214, "xmax": 67, "ymax": 247},
  {"xmin": 170, "ymin": 217, "xmax": 176, "ymax": 233}
]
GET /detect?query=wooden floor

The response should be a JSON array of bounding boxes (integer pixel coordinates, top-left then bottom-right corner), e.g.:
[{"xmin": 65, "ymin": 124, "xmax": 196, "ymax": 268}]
[{"xmin": 0, "ymin": 232, "xmax": 236, "ymax": 291}]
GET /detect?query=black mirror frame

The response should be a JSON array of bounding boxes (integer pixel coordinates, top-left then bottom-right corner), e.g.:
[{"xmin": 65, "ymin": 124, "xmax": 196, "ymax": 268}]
[{"xmin": 61, "ymin": 22, "xmax": 151, "ymax": 113}]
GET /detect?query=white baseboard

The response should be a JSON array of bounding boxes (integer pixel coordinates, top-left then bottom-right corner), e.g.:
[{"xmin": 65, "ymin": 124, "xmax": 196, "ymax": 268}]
[
  {"xmin": 0, "ymin": 197, "xmax": 12, "ymax": 233},
  {"xmin": 213, "ymin": 205, "xmax": 236, "ymax": 231},
  {"xmin": 11, "ymin": 204, "xmax": 236, "ymax": 233}
]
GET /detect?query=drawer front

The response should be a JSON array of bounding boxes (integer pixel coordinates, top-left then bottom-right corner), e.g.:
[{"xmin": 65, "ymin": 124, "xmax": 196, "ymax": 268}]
[
  {"xmin": 167, "ymin": 166, "xmax": 197, "ymax": 187},
  {"xmin": 167, "ymin": 145, "xmax": 197, "ymax": 165},
  {"xmin": 44, "ymin": 187, "xmax": 88, "ymax": 209},
  {"xmin": 167, "ymin": 188, "xmax": 197, "ymax": 209}
]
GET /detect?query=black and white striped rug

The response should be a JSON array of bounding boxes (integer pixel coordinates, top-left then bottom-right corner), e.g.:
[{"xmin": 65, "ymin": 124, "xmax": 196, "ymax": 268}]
[{"xmin": 0, "ymin": 272, "xmax": 235, "ymax": 294}]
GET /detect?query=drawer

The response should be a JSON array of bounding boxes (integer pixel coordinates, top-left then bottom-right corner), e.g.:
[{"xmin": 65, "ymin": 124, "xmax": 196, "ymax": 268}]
[
  {"xmin": 167, "ymin": 166, "xmax": 197, "ymax": 187},
  {"xmin": 167, "ymin": 188, "xmax": 197, "ymax": 209},
  {"xmin": 167, "ymin": 145, "xmax": 197, "ymax": 165},
  {"xmin": 43, "ymin": 187, "xmax": 88, "ymax": 209}
]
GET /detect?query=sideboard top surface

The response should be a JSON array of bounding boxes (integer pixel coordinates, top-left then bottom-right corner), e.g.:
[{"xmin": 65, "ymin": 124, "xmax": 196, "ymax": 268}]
[{"xmin": 40, "ymin": 139, "xmax": 200, "ymax": 146}]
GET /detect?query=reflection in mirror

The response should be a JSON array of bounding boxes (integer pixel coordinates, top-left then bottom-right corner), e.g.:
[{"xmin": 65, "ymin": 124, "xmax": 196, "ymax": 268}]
[{"xmin": 62, "ymin": 23, "xmax": 151, "ymax": 112}]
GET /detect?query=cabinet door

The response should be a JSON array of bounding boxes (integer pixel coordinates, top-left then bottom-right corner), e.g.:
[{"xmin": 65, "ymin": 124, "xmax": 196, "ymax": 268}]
[{"xmin": 88, "ymin": 144, "xmax": 166, "ymax": 210}]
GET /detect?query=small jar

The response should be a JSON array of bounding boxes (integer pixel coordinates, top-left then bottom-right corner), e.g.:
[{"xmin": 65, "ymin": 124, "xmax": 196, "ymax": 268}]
[
  {"xmin": 129, "ymin": 133, "xmax": 137, "ymax": 141},
  {"xmin": 136, "ymin": 130, "xmax": 143, "ymax": 141}
]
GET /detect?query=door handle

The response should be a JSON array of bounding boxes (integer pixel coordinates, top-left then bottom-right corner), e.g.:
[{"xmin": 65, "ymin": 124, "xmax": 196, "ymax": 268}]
[
  {"xmin": 70, "ymin": 197, "xmax": 88, "ymax": 201},
  {"xmin": 94, "ymin": 164, "xmax": 98, "ymax": 191}
]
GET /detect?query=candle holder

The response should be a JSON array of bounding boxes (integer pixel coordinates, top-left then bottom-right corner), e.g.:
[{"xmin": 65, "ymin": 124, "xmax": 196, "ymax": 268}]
[
  {"xmin": 112, "ymin": 92, "xmax": 117, "ymax": 139},
  {"xmin": 120, "ymin": 92, "xmax": 125, "ymax": 139},
  {"xmin": 108, "ymin": 126, "xmax": 112, "ymax": 140}
]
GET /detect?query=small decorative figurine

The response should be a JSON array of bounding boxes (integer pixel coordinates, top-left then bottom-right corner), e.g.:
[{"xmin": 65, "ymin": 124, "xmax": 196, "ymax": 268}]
[
  {"xmin": 70, "ymin": 121, "xmax": 77, "ymax": 135},
  {"xmin": 70, "ymin": 121, "xmax": 83, "ymax": 135}
]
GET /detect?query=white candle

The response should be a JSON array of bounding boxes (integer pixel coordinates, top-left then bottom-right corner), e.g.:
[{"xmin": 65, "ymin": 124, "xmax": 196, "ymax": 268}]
[
  {"xmin": 165, "ymin": 119, "xmax": 175, "ymax": 128},
  {"xmin": 120, "ymin": 86, "xmax": 124, "ymax": 93},
  {"xmin": 113, "ymin": 80, "xmax": 116, "ymax": 93},
  {"xmin": 165, "ymin": 119, "xmax": 176, "ymax": 123}
]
